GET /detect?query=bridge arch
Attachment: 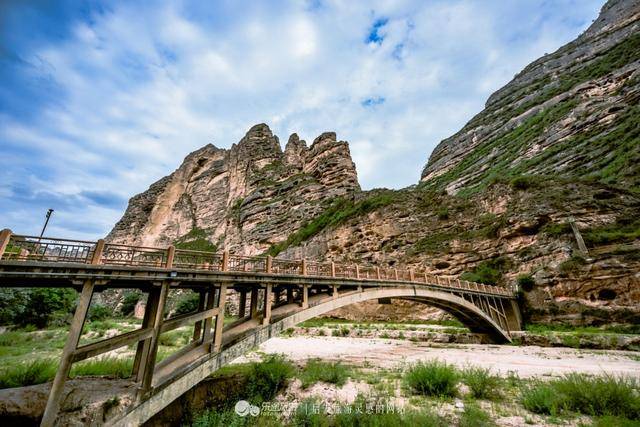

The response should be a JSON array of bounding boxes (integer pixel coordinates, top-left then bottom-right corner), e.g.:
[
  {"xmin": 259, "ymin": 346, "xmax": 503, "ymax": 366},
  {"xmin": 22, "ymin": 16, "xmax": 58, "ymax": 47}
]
[{"xmin": 272, "ymin": 287, "xmax": 512, "ymax": 343}]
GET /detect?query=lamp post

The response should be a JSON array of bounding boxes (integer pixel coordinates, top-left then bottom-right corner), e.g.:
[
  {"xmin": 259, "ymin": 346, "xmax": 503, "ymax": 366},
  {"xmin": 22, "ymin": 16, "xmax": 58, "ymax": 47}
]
[{"xmin": 38, "ymin": 209, "xmax": 54, "ymax": 241}]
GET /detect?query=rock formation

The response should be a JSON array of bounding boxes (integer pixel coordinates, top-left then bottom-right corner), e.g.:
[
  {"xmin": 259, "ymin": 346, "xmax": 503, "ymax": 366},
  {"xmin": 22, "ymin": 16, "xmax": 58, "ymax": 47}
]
[{"xmin": 107, "ymin": 124, "xmax": 359, "ymax": 255}]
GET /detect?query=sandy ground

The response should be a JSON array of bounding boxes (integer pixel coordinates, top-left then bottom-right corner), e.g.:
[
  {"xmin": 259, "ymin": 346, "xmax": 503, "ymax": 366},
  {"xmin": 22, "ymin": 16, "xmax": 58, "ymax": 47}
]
[{"xmin": 242, "ymin": 336, "xmax": 640, "ymax": 378}]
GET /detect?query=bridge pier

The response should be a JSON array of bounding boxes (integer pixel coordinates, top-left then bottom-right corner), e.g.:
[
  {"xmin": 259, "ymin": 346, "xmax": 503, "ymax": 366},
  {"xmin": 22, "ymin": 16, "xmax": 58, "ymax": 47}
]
[
  {"xmin": 40, "ymin": 279, "xmax": 95, "ymax": 427},
  {"xmin": 238, "ymin": 289, "xmax": 247, "ymax": 318},
  {"xmin": 262, "ymin": 284, "xmax": 272, "ymax": 325}
]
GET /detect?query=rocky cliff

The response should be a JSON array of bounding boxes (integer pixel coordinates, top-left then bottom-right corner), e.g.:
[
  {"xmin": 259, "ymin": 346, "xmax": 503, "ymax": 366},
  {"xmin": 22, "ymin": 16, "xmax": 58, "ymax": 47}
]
[
  {"xmin": 421, "ymin": 0, "xmax": 640, "ymax": 196},
  {"xmin": 107, "ymin": 124, "xmax": 359, "ymax": 254}
]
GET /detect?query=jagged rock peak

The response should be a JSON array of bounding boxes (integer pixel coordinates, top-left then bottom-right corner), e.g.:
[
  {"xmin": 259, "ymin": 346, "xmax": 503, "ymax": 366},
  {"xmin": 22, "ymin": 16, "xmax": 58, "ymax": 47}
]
[{"xmin": 284, "ymin": 133, "xmax": 308, "ymax": 169}]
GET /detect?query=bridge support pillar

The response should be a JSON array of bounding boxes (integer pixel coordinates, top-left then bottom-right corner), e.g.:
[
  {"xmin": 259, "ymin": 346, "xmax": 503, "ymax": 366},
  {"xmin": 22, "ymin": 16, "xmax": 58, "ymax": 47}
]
[
  {"xmin": 202, "ymin": 285, "xmax": 217, "ymax": 343},
  {"xmin": 332, "ymin": 285, "xmax": 338, "ymax": 299},
  {"xmin": 250, "ymin": 287, "xmax": 259, "ymax": 319},
  {"xmin": 300, "ymin": 284, "xmax": 308, "ymax": 308},
  {"xmin": 262, "ymin": 284, "xmax": 272, "ymax": 326},
  {"xmin": 213, "ymin": 284, "xmax": 227, "ymax": 352},
  {"xmin": 41, "ymin": 279, "xmax": 95, "ymax": 427},
  {"xmin": 192, "ymin": 290, "xmax": 207, "ymax": 342},
  {"xmin": 137, "ymin": 281, "xmax": 169, "ymax": 401},
  {"xmin": 286, "ymin": 287, "xmax": 294, "ymax": 304},
  {"xmin": 238, "ymin": 290, "xmax": 247, "ymax": 318}
]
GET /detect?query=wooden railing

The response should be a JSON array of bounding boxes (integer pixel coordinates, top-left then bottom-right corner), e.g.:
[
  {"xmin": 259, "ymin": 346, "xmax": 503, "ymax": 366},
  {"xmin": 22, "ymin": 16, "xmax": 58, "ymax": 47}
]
[{"xmin": 0, "ymin": 229, "xmax": 513, "ymax": 296}]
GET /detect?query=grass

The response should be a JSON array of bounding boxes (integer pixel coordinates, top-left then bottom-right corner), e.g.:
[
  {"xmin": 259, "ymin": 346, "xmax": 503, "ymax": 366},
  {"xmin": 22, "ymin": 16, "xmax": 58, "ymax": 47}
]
[
  {"xmin": 462, "ymin": 367, "xmax": 502, "ymax": 400},
  {"xmin": 0, "ymin": 356, "xmax": 134, "ymax": 389},
  {"xmin": 245, "ymin": 354, "xmax": 295, "ymax": 403},
  {"xmin": 582, "ymin": 217, "xmax": 640, "ymax": 247},
  {"xmin": 459, "ymin": 403, "xmax": 496, "ymax": 427},
  {"xmin": 404, "ymin": 360, "xmax": 459, "ymax": 397},
  {"xmin": 460, "ymin": 257, "xmax": 511, "ymax": 286},
  {"xmin": 558, "ymin": 254, "xmax": 587, "ymax": 276},
  {"xmin": 299, "ymin": 359, "xmax": 351, "ymax": 389},
  {"xmin": 524, "ymin": 323, "xmax": 640, "ymax": 335},
  {"xmin": 174, "ymin": 226, "xmax": 217, "ymax": 252},
  {"xmin": 521, "ymin": 373, "xmax": 640, "ymax": 419},
  {"xmin": 266, "ymin": 191, "xmax": 398, "ymax": 256}
]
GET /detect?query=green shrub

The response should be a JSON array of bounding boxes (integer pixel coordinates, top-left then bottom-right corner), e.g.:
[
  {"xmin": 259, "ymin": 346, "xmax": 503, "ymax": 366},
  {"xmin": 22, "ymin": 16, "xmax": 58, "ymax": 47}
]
[
  {"xmin": 591, "ymin": 415, "xmax": 640, "ymax": 427},
  {"xmin": 18, "ymin": 288, "xmax": 76, "ymax": 328},
  {"xmin": 521, "ymin": 374, "xmax": 640, "ymax": 418},
  {"xmin": 300, "ymin": 359, "xmax": 351, "ymax": 389},
  {"xmin": 437, "ymin": 207, "xmax": 450, "ymax": 220},
  {"xmin": 542, "ymin": 222, "xmax": 572, "ymax": 237},
  {"xmin": 517, "ymin": 275, "xmax": 535, "ymax": 292},
  {"xmin": 459, "ymin": 403, "xmax": 496, "ymax": 427},
  {"xmin": 88, "ymin": 304, "xmax": 111, "ymax": 322},
  {"xmin": 174, "ymin": 292, "xmax": 200, "ymax": 315},
  {"xmin": 559, "ymin": 255, "xmax": 587, "ymax": 275},
  {"xmin": 174, "ymin": 227, "xmax": 217, "ymax": 252},
  {"xmin": 246, "ymin": 354, "xmax": 295, "ymax": 403},
  {"xmin": 120, "ymin": 292, "xmax": 141, "ymax": 316},
  {"xmin": 462, "ymin": 367, "xmax": 501, "ymax": 400},
  {"xmin": 510, "ymin": 175, "xmax": 543, "ymax": 190},
  {"xmin": 404, "ymin": 360, "xmax": 459, "ymax": 397},
  {"xmin": 461, "ymin": 257, "xmax": 511, "ymax": 285}
]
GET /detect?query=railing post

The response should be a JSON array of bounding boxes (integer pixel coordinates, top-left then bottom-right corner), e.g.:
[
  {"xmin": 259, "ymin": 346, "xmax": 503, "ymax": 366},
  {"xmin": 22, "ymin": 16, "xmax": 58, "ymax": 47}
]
[
  {"xmin": 266, "ymin": 255, "xmax": 273, "ymax": 273},
  {"xmin": 166, "ymin": 245, "xmax": 175, "ymax": 269},
  {"xmin": 394, "ymin": 269, "xmax": 398, "ymax": 281},
  {"xmin": 331, "ymin": 262, "xmax": 336, "ymax": 277},
  {"xmin": 376, "ymin": 267, "xmax": 381, "ymax": 280},
  {"xmin": 90, "ymin": 239, "xmax": 105, "ymax": 265},
  {"xmin": 332, "ymin": 285, "xmax": 338, "ymax": 299},
  {"xmin": 222, "ymin": 250, "xmax": 229, "ymax": 272},
  {"xmin": 355, "ymin": 265, "xmax": 360, "ymax": 279},
  {"xmin": 301, "ymin": 258, "xmax": 307, "ymax": 275},
  {"xmin": 0, "ymin": 229, "xmax": 12, "ymax": 260},
  {"xmin": 409, "ymin": 269, "xmax": 415, "ymax": 282}
]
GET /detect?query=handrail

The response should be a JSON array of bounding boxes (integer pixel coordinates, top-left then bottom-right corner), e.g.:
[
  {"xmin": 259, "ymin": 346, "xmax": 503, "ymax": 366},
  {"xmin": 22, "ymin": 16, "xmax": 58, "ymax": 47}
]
[{"xmin": 0, "ymin": 231, "xmax": 515, "ymax": 296}]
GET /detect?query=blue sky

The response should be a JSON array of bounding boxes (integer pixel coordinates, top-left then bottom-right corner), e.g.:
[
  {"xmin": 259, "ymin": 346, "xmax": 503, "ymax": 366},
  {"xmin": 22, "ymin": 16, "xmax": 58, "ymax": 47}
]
[{"xmin": 0, "ymin": 0, "xmax": 604, "ymax": 239}]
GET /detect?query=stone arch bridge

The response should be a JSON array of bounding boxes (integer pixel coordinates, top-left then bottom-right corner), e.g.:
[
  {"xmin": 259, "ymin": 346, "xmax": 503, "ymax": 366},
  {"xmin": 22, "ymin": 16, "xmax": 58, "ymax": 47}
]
[{"xmin": 0, "ymin": 229, "xmax": 520, "ymax": 426}]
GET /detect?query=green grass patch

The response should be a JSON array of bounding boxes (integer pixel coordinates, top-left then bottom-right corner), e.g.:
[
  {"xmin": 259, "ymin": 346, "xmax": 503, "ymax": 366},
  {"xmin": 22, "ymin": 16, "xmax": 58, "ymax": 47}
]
[
  {"xmin": 461, "ymin": 257, "xmax": 511, "ymax": 285},
  {"xmin": 174, "ymin": 227, "xmax": 217, "ymax": 252},
  {"xmin": 582, "ymin": 217, "xmax": 640, "ymax": 247},
  {"xmin": 521, "ymin": 373, "xmax": 640, "ymax": 418},
  {"xmin": 404, "ymin": 360, "xmax": 459, "ymax": 397},
  {"xmin": 558, "ymin": 255, "xmax": 587, "ymax": 275},
  {"xmin": 266, "ymin": 191, "xmax": 398, "ymax": 256},
  {"xmin": 300, "ymin": 359, "xmax": 351, "ymax": 389}
]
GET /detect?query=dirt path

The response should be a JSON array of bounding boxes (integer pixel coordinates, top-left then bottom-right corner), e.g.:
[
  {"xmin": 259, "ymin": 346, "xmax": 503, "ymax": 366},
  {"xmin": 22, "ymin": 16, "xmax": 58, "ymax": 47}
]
[{"xmin": 246, "ymin": 336, "xmax": 640, "ymax": 378}]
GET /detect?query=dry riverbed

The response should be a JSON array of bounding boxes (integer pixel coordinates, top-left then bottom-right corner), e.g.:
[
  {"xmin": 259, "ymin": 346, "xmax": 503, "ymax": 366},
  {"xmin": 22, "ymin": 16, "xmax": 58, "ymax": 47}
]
[{"xmin": 239, "ymin": 336, "xmax": 640, "ymax": 379}]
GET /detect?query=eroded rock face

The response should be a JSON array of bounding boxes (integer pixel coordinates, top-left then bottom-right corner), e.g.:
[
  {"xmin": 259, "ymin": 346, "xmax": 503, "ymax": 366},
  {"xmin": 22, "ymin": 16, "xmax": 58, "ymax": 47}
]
[
  {"xmin": 106, "ymin": 124, "xmax": 359, "ymax": 255},
  {"xmin": 421, "ymin": 0, "xmax": 640, "ymax": 195}
]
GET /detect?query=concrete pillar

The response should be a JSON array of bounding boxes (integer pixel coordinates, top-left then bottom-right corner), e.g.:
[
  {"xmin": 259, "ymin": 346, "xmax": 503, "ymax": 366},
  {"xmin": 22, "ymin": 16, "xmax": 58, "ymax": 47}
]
[
  {"xmin": 138, "ymin": 281, "xmax": 169, "ymax": 399},
  {"xmin": 250, "ymin": 287, "xmax": 259, "ymax": 319},
  {"xmin": 262, "ymin": 284, "xmax": 272, "ymax": 325},
  {"xmin": 0, "ymin": 229, "xmax": 12, "ymax": 260},
  {"xmin": 166, "ymin": 245, "xmax": 175, "ymax": 268},
  {"xmin": 41, "ymin": 279, "xmax": 95, "ymax": 427},
  {"xmin": 213, "ymin": 285, "xmax": 227, "ymax": 352},
  {"xmin": 238, "ymin": 290, "xmax": 247, "ymax": 318},
  {"xmin": 301, "ymin": 284, "xmax": 308, "ymax": 308}
]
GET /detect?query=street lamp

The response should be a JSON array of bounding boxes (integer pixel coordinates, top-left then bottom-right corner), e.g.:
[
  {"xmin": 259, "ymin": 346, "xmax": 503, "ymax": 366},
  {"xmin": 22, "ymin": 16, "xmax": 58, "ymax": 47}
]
[{"xmin": 39, "ymin": 208, "xmax": 54, "ymax": 240}]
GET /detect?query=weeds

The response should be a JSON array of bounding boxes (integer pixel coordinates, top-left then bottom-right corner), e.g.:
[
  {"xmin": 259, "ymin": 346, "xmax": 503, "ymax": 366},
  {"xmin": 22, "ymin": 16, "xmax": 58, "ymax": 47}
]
[
  {"xmin": 462, "ymin": 367, "xmax": 501, "ymax": 400},
  {"xmin": 300, "ymin": 359, "xmax": 351, "ymax": 389},
  {"xmin": 404, "ymin": 360, "xmax": 459, "ymax": 397}
]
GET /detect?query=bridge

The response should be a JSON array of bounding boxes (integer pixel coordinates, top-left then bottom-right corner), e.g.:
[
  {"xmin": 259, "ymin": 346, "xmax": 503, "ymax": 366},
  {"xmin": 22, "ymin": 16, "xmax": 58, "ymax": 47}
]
[{"xmin": 0, "ymin": 229, "xmax": 521, "ymax": 426}]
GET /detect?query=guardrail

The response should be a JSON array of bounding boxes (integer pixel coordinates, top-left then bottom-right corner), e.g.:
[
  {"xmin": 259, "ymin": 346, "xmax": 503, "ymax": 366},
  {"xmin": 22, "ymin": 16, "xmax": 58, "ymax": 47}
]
[{"xmin": 0, "ymin": 229, "xmax": 513, "ymax": 296}]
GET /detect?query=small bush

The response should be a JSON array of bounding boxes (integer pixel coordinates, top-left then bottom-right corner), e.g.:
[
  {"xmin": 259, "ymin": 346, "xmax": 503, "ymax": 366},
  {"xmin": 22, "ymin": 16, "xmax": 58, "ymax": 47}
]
[
  {"xmin": 461, "ymin": 257, "xmax": 511, "ymax": 285},
  {"xmin": 88, "ymin": 304, "xmax": 111, "ymax": 322},
  {"xmin": 174, "ymin": 292, "xmax": 200, "ymax": 316},
  {"xmin": 437, "ymin": 207, "xmax": 450, "ymax": 220},
  {"xmin": 517, "ymin": 274, "xmax": 535, "ymax": 292},
  {"xmin": 246, "ymin": 354, "xmax": 295, "ymax": 403},
  {"xmin": 120, "ymin": 292, "xmax": 141, "ymax": 316},
  {"xmin": 300, "ymin": 359, "xmax": 351, "ymax": 389},
  {"xmin": 462, "ymin": 367, "xmax": 501, "ymax": 400},
  {"xmin": 404, "ymin": 360, "xmax": 459, "ymax": 397},
  {"xmin": 510, "ymin": 175, "xmax": 543, "ymax": 190}
]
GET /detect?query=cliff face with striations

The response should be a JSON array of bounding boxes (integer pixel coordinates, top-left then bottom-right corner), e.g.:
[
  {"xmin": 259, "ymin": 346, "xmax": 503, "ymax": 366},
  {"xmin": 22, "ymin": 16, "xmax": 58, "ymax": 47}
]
[
  {"xmin": 421, "ymin": 0, "xmax": 640, "ymax": 195},
  {"xmin": 107, "ymin": 124, "xmax": 359, "ymax": 255}
]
